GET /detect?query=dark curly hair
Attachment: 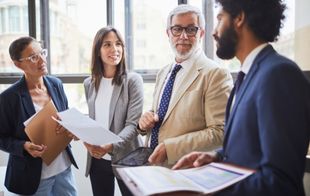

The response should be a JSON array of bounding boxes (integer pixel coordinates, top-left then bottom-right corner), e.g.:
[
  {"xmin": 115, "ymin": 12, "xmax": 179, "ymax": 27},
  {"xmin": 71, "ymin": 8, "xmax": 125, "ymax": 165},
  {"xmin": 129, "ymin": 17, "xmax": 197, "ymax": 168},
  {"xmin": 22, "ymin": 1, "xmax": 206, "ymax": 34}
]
[{"xmin": 215, "ymin": 0, "xmax": 286, "ymax": 42}]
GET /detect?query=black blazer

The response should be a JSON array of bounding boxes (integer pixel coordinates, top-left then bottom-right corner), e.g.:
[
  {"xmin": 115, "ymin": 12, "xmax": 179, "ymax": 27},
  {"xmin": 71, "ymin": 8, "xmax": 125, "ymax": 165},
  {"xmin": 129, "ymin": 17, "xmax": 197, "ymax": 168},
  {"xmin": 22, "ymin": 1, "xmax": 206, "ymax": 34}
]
[{"xmin": 0, "ymin": 75, "xmax": 78, "ymax": 195}]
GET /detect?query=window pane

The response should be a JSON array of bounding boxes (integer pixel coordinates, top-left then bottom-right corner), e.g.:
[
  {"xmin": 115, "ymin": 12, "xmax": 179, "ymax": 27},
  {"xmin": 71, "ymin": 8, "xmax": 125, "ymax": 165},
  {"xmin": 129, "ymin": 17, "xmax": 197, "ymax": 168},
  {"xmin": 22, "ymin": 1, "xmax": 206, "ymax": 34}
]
[
  {"xmin": 8, "ymin": 6, "xmax": 20, "ymax": 32},
  {"xmin": 22, "ymin": 6, "xmax": 28, "ymax": 33},
  {"xmin": 274, "ymin": 0, "xmax": 310, "ymax": 70},
  {"xmin": 132, "ymin": 0, "xmax": 177, "ymax": 71},
  {"xmin": 0, "ymin": 1, "xmax": 29, "ymax": 73},
  {"xmin": 63, "ymin": 83, "xmax": 88, "ymax": 114},
  {"xmin": 187, "ymin": 0, "xmax": 203, "ymax": 11},
  {"xmin": 114, "ymin": 0, "xmax": 125, "ymax": 37},
  {"xmin": 49, "ymin": 0, "xmax": 107, "ymax": 74},
  {"xmin": 0, "ymin": 84, "xmax": 11, "ymax": 93},
  {"xmin": 63, "ymin": 82, "xmax": 155, "ymax": 115},
  {"xmin": 143, "ymin": 83, "xmax": 155, "ymax": 111},
  {"xmin": 213, "ymin": 0, "xmax": 310, "ymax": 71}
]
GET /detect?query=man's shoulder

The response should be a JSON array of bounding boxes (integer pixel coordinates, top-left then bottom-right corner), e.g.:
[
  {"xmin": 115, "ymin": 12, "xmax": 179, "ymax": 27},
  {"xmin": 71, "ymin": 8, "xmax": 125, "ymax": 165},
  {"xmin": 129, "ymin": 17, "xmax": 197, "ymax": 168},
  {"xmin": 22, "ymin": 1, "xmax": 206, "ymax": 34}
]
[
  {"xmin": 198, "ymin": 57, "xmax": 230, "ymax": 76},
  {"xmin": 196, "ymin": 53, "xmax": 220, "ymax": 69}
]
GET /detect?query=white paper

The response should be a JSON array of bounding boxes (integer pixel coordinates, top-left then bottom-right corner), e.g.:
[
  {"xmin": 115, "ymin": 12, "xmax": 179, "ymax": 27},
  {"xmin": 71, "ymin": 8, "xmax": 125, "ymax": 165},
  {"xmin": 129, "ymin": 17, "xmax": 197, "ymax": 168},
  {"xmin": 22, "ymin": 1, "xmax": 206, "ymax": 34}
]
[
  {"xmin": 117, "ymin": 162, "xmax": 254, "ymax": 195},
  {"xmin": 54, "ymin": 108, "xmax": 123, "ymax": 145}
]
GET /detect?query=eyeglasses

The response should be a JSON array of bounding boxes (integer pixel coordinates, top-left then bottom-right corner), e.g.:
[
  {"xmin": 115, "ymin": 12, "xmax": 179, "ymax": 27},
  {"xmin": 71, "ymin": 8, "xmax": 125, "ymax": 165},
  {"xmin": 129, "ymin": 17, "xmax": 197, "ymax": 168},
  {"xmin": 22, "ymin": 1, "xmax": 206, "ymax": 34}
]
[
  {"xmin": 19, "ymin": 49, "xmax": 48, "ymax": 63},
  {"xmin": 170, "ymin": 25, "xmax": 200, "ymax": 37}
]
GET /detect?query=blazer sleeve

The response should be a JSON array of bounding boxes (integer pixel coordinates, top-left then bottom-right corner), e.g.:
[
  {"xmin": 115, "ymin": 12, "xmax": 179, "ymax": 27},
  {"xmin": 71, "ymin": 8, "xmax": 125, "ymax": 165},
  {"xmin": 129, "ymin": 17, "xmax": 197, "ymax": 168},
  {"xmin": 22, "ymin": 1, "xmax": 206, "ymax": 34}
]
[
  {"xmin": 0, "ymin": 92, "xmax": 27, "ymax": 157},
  {"xmin": 111, "ymin": 73, "xmax": 144, "ymax": 155},
  {"xmin": 165, "ymin": 67, "xmax": 233, "ymax": 164}
]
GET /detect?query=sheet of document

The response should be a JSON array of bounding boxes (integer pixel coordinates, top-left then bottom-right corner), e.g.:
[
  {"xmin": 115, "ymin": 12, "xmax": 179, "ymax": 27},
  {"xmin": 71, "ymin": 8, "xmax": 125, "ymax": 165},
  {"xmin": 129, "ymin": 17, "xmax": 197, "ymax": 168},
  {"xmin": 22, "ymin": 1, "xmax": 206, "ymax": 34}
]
[
  {"xmin": 54, "ymin": 108, "xmax": 123, "ymax": 146},
  {"xmin": 117, "ymin": 162, "xmax": 254, "ymax": 195}
]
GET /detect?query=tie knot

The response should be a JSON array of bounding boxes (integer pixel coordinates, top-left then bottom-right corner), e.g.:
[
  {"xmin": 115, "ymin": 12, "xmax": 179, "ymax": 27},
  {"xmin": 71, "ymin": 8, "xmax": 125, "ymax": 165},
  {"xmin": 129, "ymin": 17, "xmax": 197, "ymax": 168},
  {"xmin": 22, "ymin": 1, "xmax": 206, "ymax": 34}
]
[
  {"xmin": 235, "ymin": 71, "xmax": 245, "ymax": 93},
  {"xmin": 236, "ymin": 71, "xmax": 245, "ymax": 82},
  {"xmin": 172, "ymin": 64, "xmax": 182, "ymax": 74}
]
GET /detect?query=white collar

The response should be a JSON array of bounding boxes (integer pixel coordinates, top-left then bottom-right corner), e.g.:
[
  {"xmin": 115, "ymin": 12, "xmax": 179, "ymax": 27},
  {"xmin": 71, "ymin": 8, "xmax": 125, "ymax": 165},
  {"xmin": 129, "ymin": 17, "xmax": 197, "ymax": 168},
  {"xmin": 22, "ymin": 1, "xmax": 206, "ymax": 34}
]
[{"xmin": 241, "ymin": 43, "xmax": 268, "ymax": 74}]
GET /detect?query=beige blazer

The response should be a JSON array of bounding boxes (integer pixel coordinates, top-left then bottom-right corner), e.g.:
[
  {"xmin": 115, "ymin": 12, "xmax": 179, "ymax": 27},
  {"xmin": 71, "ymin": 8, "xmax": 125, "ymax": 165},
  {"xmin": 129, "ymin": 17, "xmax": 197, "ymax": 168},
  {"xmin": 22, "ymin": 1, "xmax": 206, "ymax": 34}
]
[
  {"xmin": 142, "ymin": 52, "xmax": 233, "ymax": 166},
  {"xmin": 84, "ymin": 72, "xmax": 144, "ymax": 176}
]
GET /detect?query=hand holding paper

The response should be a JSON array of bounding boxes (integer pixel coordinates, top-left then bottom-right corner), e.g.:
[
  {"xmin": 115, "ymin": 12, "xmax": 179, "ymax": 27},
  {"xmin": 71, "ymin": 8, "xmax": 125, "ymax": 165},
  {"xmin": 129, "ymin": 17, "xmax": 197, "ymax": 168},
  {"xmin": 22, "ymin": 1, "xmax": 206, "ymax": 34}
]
[
  {"xmin": 54, "ymin": 108, "xmax": 123, "ymax": 146},
  {"xmin": 24, "ymin": 101, "xmax": 72, "ymax": 165}
]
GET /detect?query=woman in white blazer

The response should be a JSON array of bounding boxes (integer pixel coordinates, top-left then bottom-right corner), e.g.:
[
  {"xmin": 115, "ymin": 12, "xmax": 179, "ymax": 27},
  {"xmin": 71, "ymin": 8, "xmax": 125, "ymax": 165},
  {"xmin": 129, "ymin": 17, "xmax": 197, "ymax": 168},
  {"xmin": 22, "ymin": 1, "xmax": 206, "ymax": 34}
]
[{"xmin": 83, "ymin": 26, "xmax": 143, "ymax": 196}]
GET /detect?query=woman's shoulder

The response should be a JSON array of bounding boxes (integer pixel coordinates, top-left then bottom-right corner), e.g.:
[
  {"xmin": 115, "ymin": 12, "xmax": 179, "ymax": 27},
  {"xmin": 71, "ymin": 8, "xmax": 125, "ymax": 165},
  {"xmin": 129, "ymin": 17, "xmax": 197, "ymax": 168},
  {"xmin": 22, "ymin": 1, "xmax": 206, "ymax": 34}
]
[
  {"xmin": 83, "ymin": 76, "xmax": 92, "ymax": 84},
  {"xmin": 127, "ymin": 72, "xmax": 143, "ymax": 82},
  {"xmin": 45, "ymin": 75, "xmax": 62, "ymax": 85}
]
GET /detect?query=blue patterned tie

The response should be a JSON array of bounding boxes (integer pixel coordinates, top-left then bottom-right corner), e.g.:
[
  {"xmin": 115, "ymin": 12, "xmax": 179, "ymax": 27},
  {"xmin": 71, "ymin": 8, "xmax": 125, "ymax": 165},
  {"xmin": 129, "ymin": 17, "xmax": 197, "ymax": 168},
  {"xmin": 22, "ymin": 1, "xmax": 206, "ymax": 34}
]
[{"xmin": 150, "ymin": 64, "xmax": 182, "ymax": 149}]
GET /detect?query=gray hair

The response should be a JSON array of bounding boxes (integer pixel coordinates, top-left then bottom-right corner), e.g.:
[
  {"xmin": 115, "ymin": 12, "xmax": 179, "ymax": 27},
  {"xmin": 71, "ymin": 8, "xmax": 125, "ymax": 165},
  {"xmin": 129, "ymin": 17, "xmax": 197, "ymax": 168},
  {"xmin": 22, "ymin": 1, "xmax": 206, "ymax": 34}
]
[{"xmin": 166, "ymin": 4, "xmax": 205, "ymax": 29}]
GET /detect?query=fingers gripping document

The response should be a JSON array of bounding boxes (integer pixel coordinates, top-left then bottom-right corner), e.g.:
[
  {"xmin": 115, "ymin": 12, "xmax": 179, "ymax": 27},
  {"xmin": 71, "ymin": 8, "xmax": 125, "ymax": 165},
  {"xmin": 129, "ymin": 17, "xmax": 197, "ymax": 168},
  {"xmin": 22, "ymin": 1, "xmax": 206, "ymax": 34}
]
[{"xmin": 53, "ymin": 108, "xmax": 123, "ymax": 145}]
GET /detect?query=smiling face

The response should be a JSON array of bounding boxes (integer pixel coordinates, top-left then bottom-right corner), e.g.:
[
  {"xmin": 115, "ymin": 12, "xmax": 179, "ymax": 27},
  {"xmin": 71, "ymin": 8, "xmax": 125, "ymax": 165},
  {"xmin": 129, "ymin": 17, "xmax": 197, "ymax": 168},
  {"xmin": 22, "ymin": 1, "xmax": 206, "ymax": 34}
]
[
  {"xmin": 15, "ymin": 41, "xmax": 48, "ymax": 77},
  {"xmin": 167, "ymin": 12, "xmax": 204, "ymax": 62},
  {"xmin": 100, "ymin": 31, "xmax": 123, "ymax": 70}
]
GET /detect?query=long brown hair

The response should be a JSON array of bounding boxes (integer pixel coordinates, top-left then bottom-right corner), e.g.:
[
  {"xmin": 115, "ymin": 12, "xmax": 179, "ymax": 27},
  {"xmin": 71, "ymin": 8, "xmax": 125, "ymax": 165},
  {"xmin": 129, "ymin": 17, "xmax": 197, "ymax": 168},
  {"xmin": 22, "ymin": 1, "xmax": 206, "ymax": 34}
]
[{"xmin": 90, "ymin": 26, "xmax": 127, "ymax": 91}]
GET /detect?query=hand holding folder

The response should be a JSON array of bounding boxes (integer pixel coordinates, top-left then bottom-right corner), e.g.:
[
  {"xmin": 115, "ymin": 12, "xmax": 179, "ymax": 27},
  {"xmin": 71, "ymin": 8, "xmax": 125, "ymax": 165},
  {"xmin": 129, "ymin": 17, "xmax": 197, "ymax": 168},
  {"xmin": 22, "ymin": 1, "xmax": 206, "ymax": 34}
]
[{"xmin": 24, "ymin": 101, "xmax": 72, "ymax": 165}]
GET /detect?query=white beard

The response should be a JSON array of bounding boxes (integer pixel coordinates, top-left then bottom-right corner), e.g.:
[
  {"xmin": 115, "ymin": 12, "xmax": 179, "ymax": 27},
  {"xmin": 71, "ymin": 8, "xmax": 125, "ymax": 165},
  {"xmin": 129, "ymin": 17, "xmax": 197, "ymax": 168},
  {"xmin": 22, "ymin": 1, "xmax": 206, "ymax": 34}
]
[{"xmin": 169, "ymin": 35, "xmax": 200, "ymax": 61}]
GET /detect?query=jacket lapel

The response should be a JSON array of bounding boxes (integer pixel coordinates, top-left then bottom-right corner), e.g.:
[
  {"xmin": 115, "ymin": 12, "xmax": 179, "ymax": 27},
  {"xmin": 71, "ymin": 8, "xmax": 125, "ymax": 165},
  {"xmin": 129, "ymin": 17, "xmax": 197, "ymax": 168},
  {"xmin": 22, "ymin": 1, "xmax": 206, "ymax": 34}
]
[
  {"xmin": 162, "ymin": 64, "xmax": 199, "ymax": 124},
  {"xmin": 153, "ymin": 66, "xmax": 171, "ymax": 113},
  {"xmin": 44, "ymin": 76, "xmax": 61, "ymax": 111},
  {"xmin": 223, "ymin": 45, "xmax": 274, "ymax": 146},
  {"xmin": 87, "ymin": 80, "xmax": 97, "ymax": 120},
  {"xmin": 20, "ymin": 76, "xmax": 36, "ymax": 117}
]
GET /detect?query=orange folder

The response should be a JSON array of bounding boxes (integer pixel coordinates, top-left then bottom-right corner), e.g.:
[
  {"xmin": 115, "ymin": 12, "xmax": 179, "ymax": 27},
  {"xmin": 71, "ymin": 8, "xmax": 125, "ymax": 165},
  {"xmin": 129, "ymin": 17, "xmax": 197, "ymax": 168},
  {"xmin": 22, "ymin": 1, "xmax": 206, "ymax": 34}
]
[{"xmin": 24, "ymin": 101, "xmax": 72, "ymax": 165}]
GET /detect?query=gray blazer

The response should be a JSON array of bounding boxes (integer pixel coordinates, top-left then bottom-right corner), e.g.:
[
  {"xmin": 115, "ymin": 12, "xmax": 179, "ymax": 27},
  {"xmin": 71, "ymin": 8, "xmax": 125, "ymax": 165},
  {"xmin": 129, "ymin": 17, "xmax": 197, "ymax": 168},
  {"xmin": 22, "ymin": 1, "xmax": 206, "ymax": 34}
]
[{"xmin": 83, "ymin": 72, "xmax": 144, "ymax": 176}]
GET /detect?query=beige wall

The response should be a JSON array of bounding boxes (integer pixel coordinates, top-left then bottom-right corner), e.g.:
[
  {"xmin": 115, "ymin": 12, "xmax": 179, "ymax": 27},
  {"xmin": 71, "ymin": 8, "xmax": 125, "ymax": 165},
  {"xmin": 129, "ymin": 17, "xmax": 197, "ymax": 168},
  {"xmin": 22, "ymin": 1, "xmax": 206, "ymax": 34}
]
[{"xmin": 295, "ymin": 25, "xmax": 310, "ymax": 70}]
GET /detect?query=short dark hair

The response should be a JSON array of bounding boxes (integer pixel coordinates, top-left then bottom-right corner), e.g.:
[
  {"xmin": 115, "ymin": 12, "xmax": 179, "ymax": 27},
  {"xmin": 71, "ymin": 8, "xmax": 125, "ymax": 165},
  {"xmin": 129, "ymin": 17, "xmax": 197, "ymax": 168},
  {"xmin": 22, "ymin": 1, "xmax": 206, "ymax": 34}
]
[
  {"xmin": 90, "ymin": 26, "xmax": 127, "ymax": 91},
  {"xmin": 9, "ymin": 36, "xmax": 37, "ymax": 61},
  {"xmin": 215, "ymin": 0, "xmax": 286, "ymax": 42}
]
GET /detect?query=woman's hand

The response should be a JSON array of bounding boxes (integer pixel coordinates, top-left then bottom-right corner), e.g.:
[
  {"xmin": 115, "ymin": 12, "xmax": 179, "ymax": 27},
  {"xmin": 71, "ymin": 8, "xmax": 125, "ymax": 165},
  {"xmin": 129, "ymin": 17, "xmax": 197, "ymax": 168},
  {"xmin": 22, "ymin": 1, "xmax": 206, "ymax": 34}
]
[
  {"xmin": 24, "ymin": 141, "xmax": 47, "ymax": 158},
  {"xmin": 84, "ymin": 142, "xmax": 113, "ymax": 159},
  {"xmin": 54, "ymin": 115, "xmax": 79, "ymax": 141}
]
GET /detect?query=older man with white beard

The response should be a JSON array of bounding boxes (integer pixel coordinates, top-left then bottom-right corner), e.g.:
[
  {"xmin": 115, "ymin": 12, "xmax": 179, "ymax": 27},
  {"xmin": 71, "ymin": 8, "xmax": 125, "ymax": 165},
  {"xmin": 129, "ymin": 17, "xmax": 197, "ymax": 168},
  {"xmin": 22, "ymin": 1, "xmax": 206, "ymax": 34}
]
[{"xmin": 137, "ymin": 4, "xmax": 233, "ymax": 167}]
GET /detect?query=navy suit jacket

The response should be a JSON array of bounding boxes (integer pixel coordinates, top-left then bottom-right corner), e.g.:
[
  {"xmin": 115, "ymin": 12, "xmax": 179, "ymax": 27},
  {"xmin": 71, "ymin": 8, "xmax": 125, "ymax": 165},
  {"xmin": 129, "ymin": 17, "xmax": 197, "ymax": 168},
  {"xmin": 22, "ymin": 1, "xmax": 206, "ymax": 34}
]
[
  {"xmin": 217, "ymin": 45, "xmax": 310, "ymax": 195},
  {"xmin": 0, "ymin": 75, "xmax": 78, "ymax": 195}
]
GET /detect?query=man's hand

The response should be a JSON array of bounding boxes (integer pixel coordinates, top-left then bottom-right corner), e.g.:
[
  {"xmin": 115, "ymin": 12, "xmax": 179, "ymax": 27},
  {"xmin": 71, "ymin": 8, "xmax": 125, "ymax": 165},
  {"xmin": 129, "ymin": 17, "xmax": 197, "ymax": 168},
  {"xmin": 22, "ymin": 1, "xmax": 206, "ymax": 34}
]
[
  {"xmin": 172, "ymin": 151, "xmax": 218, "ymax": 170},
  {"xmin": 24, "ymin": 141, "xmax": 47, "ymax": 158},
  {"xmin": 138, "ymin": 111, "xmax": 159, "ymax": 131},
  {"xmin": 148, "ymin": 143, "xmax": 167, "ymax": 165},
  {"xmin": 84, "ymin": 142, "xmax": 113, "ymax": 159}
]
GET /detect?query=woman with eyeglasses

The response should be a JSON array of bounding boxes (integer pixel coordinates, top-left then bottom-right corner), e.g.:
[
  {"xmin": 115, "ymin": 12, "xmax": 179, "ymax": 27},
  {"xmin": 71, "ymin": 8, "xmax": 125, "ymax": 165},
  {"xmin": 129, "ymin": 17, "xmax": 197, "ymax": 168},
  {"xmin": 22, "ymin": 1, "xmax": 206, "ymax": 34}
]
[{"xmin": 0, "ymin": 36, "xmax": 78, "ymax": 196}]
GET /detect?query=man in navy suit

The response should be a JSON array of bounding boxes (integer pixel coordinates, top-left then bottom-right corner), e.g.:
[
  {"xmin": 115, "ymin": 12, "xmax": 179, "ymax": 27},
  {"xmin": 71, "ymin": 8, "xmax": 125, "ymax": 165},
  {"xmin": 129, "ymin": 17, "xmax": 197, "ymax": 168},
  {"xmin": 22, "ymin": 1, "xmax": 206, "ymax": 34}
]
[{"xmin": 173, "ymin": 0, "xmax": 310, "ymax": 195}]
